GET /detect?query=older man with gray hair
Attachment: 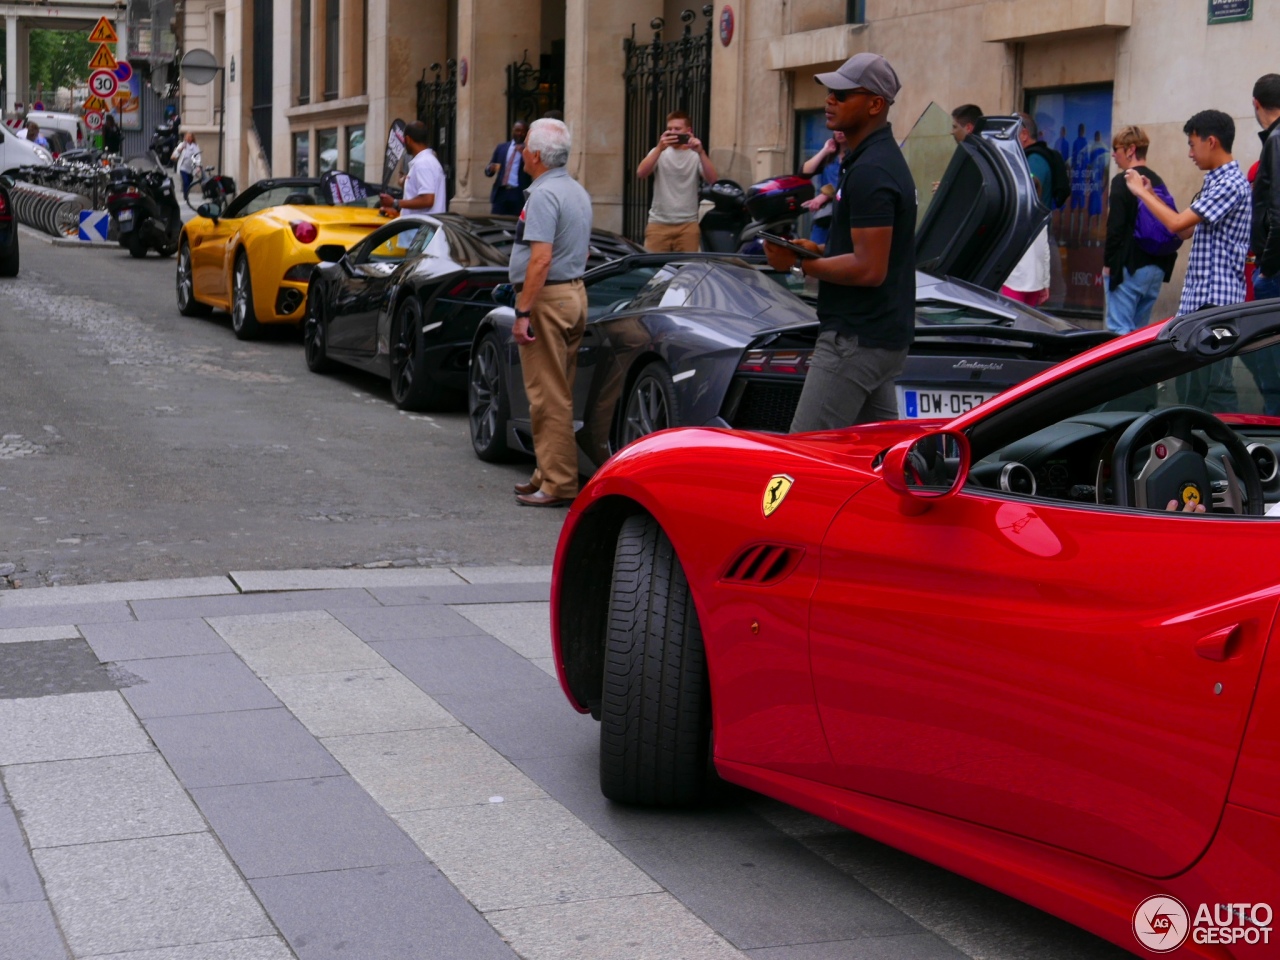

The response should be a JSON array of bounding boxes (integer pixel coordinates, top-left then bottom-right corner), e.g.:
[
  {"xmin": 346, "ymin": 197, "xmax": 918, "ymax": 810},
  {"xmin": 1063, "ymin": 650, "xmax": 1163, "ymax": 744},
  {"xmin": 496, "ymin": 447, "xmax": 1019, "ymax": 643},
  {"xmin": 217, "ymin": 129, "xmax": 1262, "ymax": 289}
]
[{"xmin": 509, "ymin": 118, "xmax": 594, "ymax": 507}]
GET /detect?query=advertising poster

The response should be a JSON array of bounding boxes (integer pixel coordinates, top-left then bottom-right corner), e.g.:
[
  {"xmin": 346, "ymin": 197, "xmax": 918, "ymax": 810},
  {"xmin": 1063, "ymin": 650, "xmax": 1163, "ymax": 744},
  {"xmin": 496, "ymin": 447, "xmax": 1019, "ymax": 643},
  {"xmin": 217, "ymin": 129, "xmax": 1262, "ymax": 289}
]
[
  {"xmin": 1027, "ymin": 86, "xmax": 1114, "ymax": 317},
  {"xmin": 117, "ymin": 74, "xmax": 142, "ymax": 131}
]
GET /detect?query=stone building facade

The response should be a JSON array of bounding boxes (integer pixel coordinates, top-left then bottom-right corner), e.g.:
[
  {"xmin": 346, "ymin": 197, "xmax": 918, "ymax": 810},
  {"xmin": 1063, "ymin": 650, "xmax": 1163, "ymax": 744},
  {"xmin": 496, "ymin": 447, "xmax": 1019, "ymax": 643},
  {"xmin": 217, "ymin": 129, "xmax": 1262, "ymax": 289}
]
[{"xmin": 183, "ymin": 0, "xmax": 1278, "ymax": 318}]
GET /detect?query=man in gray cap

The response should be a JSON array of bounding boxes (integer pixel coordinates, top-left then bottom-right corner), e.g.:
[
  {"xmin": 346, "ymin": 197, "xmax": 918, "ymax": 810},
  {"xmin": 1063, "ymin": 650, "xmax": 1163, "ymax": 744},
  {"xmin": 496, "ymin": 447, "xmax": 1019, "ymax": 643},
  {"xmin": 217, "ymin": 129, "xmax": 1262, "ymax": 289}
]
[{"xmin": 764, "ymin": 53, "xmax": 917, "ymax": 432}]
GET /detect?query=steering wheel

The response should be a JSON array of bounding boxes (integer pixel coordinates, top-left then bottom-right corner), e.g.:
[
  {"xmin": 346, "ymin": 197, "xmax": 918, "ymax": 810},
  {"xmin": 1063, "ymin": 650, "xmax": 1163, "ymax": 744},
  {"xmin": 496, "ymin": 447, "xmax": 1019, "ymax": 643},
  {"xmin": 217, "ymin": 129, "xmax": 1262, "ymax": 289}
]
[{"xmin": 1111, "ymin": 404, "xmax": 1264, "ymax": 515}]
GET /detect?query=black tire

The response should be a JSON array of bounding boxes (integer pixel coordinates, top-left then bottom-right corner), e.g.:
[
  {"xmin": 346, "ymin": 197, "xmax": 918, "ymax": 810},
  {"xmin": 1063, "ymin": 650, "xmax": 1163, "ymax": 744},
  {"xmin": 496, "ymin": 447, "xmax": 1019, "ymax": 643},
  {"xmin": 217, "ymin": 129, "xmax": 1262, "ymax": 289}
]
[
  {"xmin": 303, "ymin": 282, "xmax": 333, "ymax": 373},
  {"xmin": 468, "ymin": 331, "xmax": 513, "ymax": 462},
  {"xmin": 620, "ymin": 364, "xmax": 678, "ymax": 448},
  {"xmin": 176, "ymin": 241, "xmax": 211, "ymax": 317},
  {"xmin": 600, "ymin": 514, "xmax": 711, "ymax": 807},
  {"xmin": 230, "ymin": 251, "xmax": 262, "ymax": 340},
  {"xmin": 125, "ymin": 235, "xmax": 148, "ymax": 258},
  {"xmin": 389, "ymin": 296, "xmax": 451, "ymax": 411},
  {"xmin": 0, "ymin": 235, "xmax": 18, "ymax": 278}
]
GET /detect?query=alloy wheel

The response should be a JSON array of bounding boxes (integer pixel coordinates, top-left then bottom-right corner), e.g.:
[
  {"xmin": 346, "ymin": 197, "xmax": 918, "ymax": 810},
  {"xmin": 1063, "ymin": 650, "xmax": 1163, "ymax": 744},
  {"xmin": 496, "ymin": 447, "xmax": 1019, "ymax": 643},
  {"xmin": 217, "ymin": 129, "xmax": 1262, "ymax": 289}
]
[
  {"xmin": 623, "ymin": 375, "xmax": 670, "ymax": 445},
  {"xmin": 177, "ymin": 247, "xmax": 193, "ymax": 309},
  {"xmin": 232, "ymin": 262, "xmax": 248, "ymax": 333},
  {"xmin": 304, "ymin": 297, "xmax": 326, "ymax": 368},
  {"xmin": 470, "ymin": 338, "xmax": 501, "ymax": 449}
]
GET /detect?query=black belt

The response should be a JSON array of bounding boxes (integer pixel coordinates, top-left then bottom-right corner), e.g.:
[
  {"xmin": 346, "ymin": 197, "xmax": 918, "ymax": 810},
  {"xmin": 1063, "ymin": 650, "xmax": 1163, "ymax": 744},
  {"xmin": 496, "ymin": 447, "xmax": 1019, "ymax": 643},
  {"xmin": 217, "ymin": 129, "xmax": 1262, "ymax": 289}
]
[{"xmin": 513, "ymin": 278, "xmax": 582, "ymax": 292}]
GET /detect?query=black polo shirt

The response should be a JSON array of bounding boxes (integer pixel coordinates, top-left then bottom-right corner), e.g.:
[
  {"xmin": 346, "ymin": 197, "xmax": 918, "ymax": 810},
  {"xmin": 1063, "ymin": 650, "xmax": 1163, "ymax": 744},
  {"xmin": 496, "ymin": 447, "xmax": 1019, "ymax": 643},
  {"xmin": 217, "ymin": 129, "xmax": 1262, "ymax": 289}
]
[{"xmin": 817, "ymin": 124, "xmax": 917, "ymax": 349}]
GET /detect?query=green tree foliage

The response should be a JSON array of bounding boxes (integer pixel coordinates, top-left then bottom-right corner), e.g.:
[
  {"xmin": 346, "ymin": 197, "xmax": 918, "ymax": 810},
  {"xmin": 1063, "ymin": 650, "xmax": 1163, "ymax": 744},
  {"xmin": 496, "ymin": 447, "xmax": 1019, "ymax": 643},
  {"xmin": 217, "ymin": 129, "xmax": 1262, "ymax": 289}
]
[{"xmin": 26, "ymin": 30, "xmax": 98, "ymax": 94}]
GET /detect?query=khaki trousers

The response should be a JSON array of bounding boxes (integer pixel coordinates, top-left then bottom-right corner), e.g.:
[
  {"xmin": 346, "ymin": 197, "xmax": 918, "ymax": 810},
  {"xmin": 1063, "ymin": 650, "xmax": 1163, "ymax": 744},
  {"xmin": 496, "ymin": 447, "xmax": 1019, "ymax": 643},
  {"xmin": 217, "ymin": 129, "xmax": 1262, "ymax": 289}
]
[
  {"xmin": 643, "ymin": 220, "xmax": 701, "ymax": 252},
  {"xmin": 519, "ymin": 281, "xmax": 588, "ymax": 498}
]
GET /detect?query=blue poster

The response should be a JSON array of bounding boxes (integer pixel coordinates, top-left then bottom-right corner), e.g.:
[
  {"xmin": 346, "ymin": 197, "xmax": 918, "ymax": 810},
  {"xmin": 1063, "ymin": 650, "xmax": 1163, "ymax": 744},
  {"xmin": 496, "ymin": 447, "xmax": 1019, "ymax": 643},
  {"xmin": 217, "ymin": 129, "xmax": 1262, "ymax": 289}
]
[{"xmin": 1028, "ymin": 86, "xmax": 1114, "ymax": 316}]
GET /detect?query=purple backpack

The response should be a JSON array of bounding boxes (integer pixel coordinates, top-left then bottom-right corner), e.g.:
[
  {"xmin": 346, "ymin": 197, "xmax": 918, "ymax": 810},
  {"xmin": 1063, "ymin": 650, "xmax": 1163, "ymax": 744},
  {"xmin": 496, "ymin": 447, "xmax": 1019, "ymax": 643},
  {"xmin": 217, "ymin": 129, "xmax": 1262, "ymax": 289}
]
[{"xmin": 1134, "ymin": 183, "xmax": 1183, "ymax": 257}]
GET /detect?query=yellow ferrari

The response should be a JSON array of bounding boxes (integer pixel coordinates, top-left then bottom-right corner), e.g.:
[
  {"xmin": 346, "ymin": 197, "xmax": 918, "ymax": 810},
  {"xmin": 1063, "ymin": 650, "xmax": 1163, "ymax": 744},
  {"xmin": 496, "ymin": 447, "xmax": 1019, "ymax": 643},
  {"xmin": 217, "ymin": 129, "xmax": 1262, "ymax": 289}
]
[{"xmin": 176, "ymin": 177, "xmax": 391, "ymax": 339}]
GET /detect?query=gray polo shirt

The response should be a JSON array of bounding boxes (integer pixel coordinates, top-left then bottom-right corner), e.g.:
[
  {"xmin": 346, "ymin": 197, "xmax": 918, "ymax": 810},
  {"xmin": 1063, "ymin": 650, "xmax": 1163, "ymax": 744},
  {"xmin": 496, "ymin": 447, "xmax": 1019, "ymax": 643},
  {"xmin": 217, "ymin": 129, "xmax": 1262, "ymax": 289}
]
[{"xmin": 508, "ymin": 166, "xmax": 593, "ymax": 284}]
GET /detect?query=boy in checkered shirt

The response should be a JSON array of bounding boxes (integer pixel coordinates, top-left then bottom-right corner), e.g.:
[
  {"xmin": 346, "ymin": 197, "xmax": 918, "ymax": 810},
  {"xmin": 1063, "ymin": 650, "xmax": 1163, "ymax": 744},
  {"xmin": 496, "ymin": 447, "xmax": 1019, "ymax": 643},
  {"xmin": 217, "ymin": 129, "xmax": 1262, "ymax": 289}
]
[
  {"xmin": 1124, "ymin": 110, "xmax": 1251, "ymax": 317},
  {"xmin": 1124, "ymin": 110, "xmax": 1257, "ymax": 410}
]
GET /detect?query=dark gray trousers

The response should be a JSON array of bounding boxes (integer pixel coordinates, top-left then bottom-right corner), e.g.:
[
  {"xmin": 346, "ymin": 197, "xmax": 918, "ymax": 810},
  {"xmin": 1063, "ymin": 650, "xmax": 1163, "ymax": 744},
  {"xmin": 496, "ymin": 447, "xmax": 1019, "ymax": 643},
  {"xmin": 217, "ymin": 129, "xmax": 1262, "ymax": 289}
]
[{"xmin": 789, "ymin": 330, "xmax": 908, "ymax": 433}]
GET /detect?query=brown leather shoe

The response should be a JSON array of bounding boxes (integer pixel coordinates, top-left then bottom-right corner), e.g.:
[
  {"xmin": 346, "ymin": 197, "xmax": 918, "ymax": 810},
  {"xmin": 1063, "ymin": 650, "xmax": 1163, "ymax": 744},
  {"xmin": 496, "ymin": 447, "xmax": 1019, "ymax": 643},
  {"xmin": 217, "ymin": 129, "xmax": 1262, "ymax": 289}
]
[
  {"xmin": 513, "ymin": 481, "xmax": 539, "ymax": 496},
  {"xmin": 515, "ymin": 490, "xmax": 574, "ymax": 508}
]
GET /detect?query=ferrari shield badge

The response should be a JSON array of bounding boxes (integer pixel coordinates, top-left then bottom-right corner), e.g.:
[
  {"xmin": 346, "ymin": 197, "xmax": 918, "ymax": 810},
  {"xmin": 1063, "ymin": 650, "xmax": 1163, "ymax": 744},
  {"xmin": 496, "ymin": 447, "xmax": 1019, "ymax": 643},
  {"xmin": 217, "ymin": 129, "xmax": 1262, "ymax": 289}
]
[
  {"xmin": 762, "ymin": 474, "xmax": 794, "ymax": 517},
  {"xmin": 1181, "ymin": 483, "xmax": 1202, "ymax": 508}
]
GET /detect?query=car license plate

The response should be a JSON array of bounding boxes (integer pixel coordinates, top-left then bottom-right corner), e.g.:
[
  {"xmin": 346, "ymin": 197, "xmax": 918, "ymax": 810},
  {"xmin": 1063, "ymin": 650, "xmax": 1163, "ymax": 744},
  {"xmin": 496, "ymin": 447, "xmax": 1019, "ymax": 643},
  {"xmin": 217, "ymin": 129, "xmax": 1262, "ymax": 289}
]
[
  {"xmin": 117, "ymin": 210, "xmax": 133, "ymax": 222},
  {"xmin": 897, "ymin": 386, "xmax": 998, "ymax": 419}
]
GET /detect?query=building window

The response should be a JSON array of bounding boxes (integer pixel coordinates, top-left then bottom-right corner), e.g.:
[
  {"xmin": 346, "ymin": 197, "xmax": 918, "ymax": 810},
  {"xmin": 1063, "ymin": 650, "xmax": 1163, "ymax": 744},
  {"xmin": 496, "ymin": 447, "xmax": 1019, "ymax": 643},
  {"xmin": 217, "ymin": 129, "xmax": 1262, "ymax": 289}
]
[
  {"xmin": 347, "ymin": 125, "xmax": 365, "ymax": 180},
  {"xmin": 317, "ymin": 128, "xmax": 338, "ymax": 174},
  {"xmin": 323, "ymin": 0, "xmax": 339, "ymax": 100},
  {"xmin": 846, "ymin": 0, "xmax": 866, "ymax": 24},
  {"xmin": 293, "ymin": 131, "xmax": 311, "ymax": 176},
  {"xmin": 361, "ymin": 0, "xmax": 368, "ymax": 94},
  {"xmin": 299, "ymin": 0, "xmax": 311, "ymax": 104}
]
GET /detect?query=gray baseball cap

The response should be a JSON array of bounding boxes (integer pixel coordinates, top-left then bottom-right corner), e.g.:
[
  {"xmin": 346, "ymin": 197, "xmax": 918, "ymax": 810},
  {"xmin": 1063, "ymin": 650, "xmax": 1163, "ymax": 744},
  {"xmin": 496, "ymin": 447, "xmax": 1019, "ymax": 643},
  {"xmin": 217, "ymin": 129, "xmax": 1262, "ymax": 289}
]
[{"xmin": 814, "ymin": 53, "xmax": 901, "ymax": 103}]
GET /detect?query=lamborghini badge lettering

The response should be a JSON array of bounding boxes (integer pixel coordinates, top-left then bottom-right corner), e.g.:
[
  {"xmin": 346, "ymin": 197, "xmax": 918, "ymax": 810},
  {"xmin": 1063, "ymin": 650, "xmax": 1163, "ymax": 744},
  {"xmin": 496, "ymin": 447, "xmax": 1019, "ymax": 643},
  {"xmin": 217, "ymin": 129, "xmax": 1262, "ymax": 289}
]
[{"xmin": 763, "ymin": 474, "xmax": 794, "ymax": 517}]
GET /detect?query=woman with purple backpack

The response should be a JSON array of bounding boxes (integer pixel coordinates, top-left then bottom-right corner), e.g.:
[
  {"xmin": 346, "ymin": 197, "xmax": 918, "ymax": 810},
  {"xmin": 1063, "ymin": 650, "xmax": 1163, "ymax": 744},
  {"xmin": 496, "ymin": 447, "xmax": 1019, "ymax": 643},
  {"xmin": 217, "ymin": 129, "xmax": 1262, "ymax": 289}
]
[{"xmin": 1103, "ymin": 125, "xmax": 1181, "ymax": 334}]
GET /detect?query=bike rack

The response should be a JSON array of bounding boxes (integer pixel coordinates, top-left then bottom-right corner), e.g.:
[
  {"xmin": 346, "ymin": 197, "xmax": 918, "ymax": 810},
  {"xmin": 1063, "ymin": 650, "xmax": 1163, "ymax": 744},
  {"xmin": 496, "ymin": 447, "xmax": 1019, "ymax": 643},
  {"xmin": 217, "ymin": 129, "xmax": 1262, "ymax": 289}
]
[{"xmin": 9, "ymin": 180, "xmax": 88, "ymax": 237}]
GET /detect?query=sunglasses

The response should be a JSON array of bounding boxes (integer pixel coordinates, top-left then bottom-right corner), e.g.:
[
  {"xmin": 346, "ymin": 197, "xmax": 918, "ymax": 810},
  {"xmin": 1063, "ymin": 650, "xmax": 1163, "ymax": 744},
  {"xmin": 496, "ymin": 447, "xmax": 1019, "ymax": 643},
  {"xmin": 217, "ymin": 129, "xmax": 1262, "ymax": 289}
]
[{"xmin": 827, "ymin": 88, "xmax": 876, "ymax": 103}]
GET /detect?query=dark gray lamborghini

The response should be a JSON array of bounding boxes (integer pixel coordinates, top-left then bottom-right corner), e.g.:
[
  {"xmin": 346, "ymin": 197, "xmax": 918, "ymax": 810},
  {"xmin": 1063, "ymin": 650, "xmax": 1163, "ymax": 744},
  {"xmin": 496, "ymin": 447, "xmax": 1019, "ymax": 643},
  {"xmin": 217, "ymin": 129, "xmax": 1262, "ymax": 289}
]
[{"xmin": 466, "ymin": 117, "xmax": 1114, "ymax": 473}]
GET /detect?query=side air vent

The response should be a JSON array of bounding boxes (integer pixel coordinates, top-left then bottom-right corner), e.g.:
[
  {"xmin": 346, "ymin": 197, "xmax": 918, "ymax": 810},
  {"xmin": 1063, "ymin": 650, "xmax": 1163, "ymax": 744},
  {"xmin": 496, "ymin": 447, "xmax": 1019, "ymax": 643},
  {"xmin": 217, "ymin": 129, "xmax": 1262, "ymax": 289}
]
[{"xmin": 721, "ymin": 543, "xmax": 804, "ymax": 586}]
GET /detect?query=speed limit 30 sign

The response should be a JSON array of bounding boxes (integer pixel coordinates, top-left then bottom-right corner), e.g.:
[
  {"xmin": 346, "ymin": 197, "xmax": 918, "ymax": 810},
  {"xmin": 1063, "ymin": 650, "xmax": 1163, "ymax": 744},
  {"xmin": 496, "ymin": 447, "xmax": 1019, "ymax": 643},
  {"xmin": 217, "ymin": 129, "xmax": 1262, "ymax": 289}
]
[
  {"xmin": 84, "ymin": 110, "xmax": 105, "ymax": 131},
  {"xmin": 88, "ymin": 69, "xmax": 119, "ymax": 100}
]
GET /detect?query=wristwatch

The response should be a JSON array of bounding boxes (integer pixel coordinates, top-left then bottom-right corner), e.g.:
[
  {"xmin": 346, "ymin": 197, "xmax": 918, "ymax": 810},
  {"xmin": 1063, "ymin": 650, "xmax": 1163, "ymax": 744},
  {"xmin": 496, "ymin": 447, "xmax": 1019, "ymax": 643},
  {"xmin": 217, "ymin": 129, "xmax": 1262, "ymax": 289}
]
[
  {"xmin": 790, "ymin": 262, "xmax": 806, "ymax": 281},
  {"xmin": 392, "ymin": 199, "xmax": 401, "ymax": 211},
  {"xmin": 515, "ymin": 309, "xmax": 532, "ymax": 319}
]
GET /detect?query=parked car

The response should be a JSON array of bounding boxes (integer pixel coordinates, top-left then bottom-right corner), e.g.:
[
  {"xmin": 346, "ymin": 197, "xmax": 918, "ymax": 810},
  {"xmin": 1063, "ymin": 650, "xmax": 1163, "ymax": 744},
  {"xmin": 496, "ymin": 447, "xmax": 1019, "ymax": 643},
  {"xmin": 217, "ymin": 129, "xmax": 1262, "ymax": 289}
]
[
  {"xmin": 0, "ymin": 175, "xmax": 19, "ymax": 276},
  {"xmin": 466, "ymin": 117, "xmax": 1111, "ymax": 468},
  {"xmin": 0, "ymin": 124, "xmax": 52, "ymax": 174},
  {"xmin": 549, "ymin": 297, "xmax": 1280, "ymax": 960},
  {"xmin": 176, "ymin": 175, "xmax": 393, "ymax": 339},
  {"xmin": 302, "ymin": 213, "xmax": 644, "ymax": 410},
  {"xmin": 24, "ymin": 111, "xmax": 88, "ymax": 149}
]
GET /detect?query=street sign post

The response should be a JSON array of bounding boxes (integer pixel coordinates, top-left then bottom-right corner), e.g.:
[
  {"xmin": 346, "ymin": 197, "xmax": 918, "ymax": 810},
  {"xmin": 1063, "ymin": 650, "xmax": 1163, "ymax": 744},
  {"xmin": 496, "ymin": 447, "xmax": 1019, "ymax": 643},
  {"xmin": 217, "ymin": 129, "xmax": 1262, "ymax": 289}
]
[
  {"xmin": 114, "ymin": 61, "xmax": 133, "ymax": 84},
  {"xmin": 82, "ymin": 96, "xmax": 109, "ymax": 113},
  {"xmin": 88, "ymin": 17, "xmax": 118, "ymax": 44},
  {"xmin": 89, "ymin": 69, "xmax": 119, "ymax": 100},
  {"xmin": 88, "ymin": 44, "xmax": 118, "ymax": 71},
  {"xmin": 84, "ymin": 111, "xmax": 104, "ymax": 132}
]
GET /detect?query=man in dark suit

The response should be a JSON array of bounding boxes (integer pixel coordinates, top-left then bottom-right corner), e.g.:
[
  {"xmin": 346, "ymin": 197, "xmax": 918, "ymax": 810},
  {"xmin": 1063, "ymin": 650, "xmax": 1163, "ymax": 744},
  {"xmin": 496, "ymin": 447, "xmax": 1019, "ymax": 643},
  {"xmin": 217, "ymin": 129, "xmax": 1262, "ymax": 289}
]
[{"xmin": 485, "ymin": 121, "xmax": 531, "ymax": 215}]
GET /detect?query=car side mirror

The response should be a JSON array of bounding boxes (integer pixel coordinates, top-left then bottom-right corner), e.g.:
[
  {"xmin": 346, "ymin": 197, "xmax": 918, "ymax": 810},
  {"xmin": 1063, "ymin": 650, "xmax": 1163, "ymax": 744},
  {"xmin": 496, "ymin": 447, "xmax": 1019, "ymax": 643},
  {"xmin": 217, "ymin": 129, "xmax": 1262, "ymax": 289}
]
[
  {"xmin": 315, "ymin": 243, "xmax": 345, "ymax": 263},
  {"xmin": 196, "ymin": 202, "xmax": 221, "ymax": 222},
  {"xmin": 880, "ymin": 429, "xmax": 971, "ymax": 514},
  {"xmin": 491, "ymin": 283, "xmax": 516, "ymax": 307}
]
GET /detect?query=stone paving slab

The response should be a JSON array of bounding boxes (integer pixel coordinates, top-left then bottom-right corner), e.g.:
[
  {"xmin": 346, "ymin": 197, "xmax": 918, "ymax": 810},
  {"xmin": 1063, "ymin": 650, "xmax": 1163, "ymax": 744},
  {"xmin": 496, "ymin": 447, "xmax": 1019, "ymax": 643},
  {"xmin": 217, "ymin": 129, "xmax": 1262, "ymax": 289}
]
[
  {"xmin": 81, "ymin": 620, "xmax": 231, "ymax": 662},
  {"xmin": 323, "ymin": 727, "xmax": 543, "ymax": 812},
  {"xmin": 0, "ymin": 578, "xmax": 236, "ymax": 609},
  {"xmin": 131, "ymin": 589, "xmax": 379, "ymax": 622},
  {"xmin": 210, "ymin": 613, "xmax": 385, "ymax": 678},
  {"xmin": 81, "ymin": 938, "xmax": 296, "ymax": 960},
  {"xmin": 0, "ymin": 799, "xmax": 45, "ymax": 904},
  {"xmin": 143, "ymin": 709, "xmax": 346, "ymax": 788},
  {"xmin": 450, "ymin": 602, "xmax": 551, "ymax": 661},
  {"xmin": 0, "ymin": 601, "xmax": 135, "ymax": 630},
  {"xmin": 370, "ymin": 582, "xmax": 550, "ymax": 606},
  {"xmin": 228, "ymin": 569, "xmax": 466, "ymax": 592},
  {"xmin": 262, "ymin": 667, "xmax": 458, "ymax": 738},
  {"xmin": 449, "ymin": 565, "xmax": 553, "ymax": 584},
  {"xmin": 34, "ymin": 833, "xmax": 275, "ymax": 957},
  {"xmin": 331, "ymin": 603, "xmax": 489, "ymax": 642},
  {"xmin": 0, "ymin": 638, "xmax": 121, "ymax": 700},
  {"xmin": 0, "ymin": 624, "xmax": 80, "ymax": 644},
  {"xmin": 0, "ymin": 899, "xmax": 70, "ymax": 959},
  {"xmin": 372, "ymin": 635, "xmax": 558, "ymax": 696},
  {"xmin": 4, "ymin": 753, "xmax": 205, "ymax": 848},
  {"xmin": 0, "ymin": 691, "xmax": 153, "ymax": 765},
  {"xmin": 189, "ymin": 776, "xmax": 424, "ymax": 879},
  {"xmin": 250, "ymin": 863, "xmax": 517, "ymax": 960},
  {"xmin": 119, "ymin": 654, "xmax": 282, "ymax": 719}
]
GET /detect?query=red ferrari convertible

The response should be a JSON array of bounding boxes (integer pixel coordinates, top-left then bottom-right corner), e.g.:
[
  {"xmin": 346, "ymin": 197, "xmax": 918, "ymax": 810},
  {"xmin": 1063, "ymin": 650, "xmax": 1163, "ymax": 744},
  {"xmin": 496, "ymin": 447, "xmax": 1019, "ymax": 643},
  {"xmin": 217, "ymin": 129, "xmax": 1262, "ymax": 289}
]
[{"xmin": 551, "ymin": 301, "xmax": 1280, "ymax": 958}]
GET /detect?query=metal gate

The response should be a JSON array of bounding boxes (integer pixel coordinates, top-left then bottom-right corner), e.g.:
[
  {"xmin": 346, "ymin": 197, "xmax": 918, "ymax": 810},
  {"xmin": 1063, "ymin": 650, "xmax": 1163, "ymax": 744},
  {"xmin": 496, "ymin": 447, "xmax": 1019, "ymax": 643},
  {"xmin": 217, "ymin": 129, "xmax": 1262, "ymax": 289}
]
[
  {"xmin": 417, "ymin": 60, "xmax": 457, "ymax": 202},
  {"xmin": 622, "ymin": 6, "xmax": 714, "ymax": 243},
  {"xmin": 506, "ymin": 45, "xmax": 564, "ymax": 132}
]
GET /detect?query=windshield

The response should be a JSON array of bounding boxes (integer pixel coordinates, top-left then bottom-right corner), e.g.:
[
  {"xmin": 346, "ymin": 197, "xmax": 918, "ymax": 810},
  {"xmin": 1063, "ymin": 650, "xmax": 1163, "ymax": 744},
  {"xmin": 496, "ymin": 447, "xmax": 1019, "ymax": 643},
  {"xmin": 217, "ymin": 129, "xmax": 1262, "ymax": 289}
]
[
  {"xmin": 900, "ymin": 102, "xmax": 956, "ymax": 231},
  {"xmin": 227, "ymin": 180, "xmax": 382, "ymax": 217}
]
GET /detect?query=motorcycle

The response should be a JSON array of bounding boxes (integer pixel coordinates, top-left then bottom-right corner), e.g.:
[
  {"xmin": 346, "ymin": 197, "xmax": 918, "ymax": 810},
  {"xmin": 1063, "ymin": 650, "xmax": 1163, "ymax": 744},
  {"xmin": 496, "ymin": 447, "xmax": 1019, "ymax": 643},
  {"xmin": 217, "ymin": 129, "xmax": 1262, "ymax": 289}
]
[
  {"xmin": 150, "ymin": 116, "xmax": 181, "ymax": 168},
  {"xmin": 105, "ymin": 153, "xmax": 182, "ymax": 258},
  {"xmin": 698, "ymin": 175, "xmax": 815, "ymax": 255}
]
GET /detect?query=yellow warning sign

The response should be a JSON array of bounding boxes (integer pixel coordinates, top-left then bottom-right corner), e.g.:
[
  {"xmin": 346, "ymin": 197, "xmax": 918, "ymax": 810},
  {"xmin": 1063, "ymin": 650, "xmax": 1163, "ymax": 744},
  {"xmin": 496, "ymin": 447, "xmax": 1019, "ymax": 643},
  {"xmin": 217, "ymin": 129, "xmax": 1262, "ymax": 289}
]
[
  {"xmin": 88, "ymin": 44, "xmax": 118, "ymax": 71},
  {"xmin": 88, "ymin": 17, "xmax": 118, "ymax": 44},
  {"xmin": 82, "ymin": 95, "xmax": 109, "ymax": 112}
]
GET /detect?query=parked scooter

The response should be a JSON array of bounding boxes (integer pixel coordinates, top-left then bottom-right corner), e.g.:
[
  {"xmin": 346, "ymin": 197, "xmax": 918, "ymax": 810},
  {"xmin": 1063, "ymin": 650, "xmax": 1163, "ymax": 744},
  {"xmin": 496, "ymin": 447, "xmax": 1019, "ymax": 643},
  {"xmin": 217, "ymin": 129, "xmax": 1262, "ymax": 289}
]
[
  {"xmin": 698, "ymin": 175, "xmax": 815, "ymax": 255},
  {"xmin": 105, "ymin": 153, "xmax": 182, "ymax": 258},
  {"xmin": 150, "ymin": 116, "xmax": 181, "ymax": 168}
]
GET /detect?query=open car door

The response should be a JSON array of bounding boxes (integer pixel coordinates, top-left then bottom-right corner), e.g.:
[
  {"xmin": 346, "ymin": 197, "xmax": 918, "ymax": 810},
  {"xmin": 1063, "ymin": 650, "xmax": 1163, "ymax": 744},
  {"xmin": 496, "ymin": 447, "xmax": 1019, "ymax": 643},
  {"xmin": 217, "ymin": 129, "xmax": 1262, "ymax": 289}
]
[{"xmin": 909, "ymin": 111, "xmax": 1048, "ymax": 291}]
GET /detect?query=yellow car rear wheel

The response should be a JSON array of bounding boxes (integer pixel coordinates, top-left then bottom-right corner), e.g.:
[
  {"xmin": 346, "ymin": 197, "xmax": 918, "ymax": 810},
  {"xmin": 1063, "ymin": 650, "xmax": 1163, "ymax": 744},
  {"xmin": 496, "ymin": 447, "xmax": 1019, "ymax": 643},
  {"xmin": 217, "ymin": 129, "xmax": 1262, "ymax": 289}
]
[{"xmin": 231, "ymin": 251, "xmax": 263, "ymax": 341}]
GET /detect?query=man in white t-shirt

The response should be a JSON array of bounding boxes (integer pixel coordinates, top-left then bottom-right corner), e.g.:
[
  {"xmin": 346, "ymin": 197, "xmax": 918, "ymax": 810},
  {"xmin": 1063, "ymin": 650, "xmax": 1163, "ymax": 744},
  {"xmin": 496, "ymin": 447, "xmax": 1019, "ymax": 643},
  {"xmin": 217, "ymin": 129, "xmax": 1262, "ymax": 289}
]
[
  {"xmin": 379, "ymin": 121, "xmax": 446, "ymax": 218},
  {"xmin": 636, "ymin": 110, "xmax": 716, "ymax": 252}
]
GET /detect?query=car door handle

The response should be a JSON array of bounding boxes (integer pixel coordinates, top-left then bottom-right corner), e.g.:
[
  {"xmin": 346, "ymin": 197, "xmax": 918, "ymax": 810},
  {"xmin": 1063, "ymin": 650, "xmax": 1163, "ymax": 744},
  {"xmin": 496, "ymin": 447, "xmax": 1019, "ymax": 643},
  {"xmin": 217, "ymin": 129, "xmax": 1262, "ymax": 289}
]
[{"xmin": 1196, "ymin": 623, "xmax": 1242, "ymax": 661}]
